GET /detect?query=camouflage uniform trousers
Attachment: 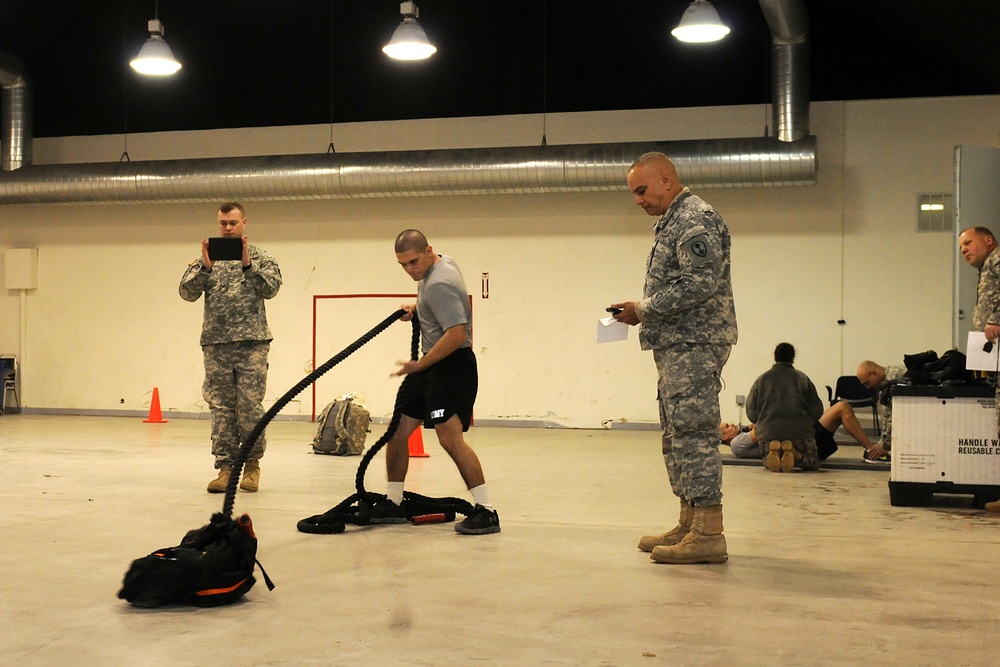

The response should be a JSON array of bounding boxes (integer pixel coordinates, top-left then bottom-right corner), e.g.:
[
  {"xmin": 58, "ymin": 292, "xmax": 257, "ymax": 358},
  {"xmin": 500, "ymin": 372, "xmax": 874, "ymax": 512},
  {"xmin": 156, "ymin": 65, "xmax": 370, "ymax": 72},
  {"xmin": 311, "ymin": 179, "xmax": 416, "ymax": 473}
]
[
  {"xmin": 993, "ymin": 376, "xmax": 1000, "ymax": 446},
  {"xmin": 875, "ymin": 364, "xmax": 905, "ymax": 450},
  {"xmin": 202, "ymin": 341, "xmax": 269, "ymax": 468},
  {"xmin": 990, "ymin": 375, "xmax": 1000, "ymax": 443},
  {"xmin": 653, "ymin": 342, "xmax": 731, "ymax": 507},
  {"xmin": 879, "ymin": 397, "xmax": 892, "ymax": 450}
]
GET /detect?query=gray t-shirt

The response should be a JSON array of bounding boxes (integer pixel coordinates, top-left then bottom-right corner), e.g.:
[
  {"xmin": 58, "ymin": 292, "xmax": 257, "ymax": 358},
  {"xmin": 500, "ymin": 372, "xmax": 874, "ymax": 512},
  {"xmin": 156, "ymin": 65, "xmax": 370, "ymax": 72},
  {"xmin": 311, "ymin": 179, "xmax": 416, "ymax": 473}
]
[
  {"xmin": 416, "ymin": 254, "xmax": 472, "ymax": 355},
  {"xmin": 728, "ymin": 430, "xmax": 759, "ymax": 459}
]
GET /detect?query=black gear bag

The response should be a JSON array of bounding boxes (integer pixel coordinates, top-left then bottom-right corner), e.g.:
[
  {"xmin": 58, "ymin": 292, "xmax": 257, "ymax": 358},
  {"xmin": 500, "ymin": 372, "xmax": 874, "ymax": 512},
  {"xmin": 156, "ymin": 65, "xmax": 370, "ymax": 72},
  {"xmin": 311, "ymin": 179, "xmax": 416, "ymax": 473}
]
[{"xmin": 117, "ymin": 513, "xmax": 273, "ymax": 608}]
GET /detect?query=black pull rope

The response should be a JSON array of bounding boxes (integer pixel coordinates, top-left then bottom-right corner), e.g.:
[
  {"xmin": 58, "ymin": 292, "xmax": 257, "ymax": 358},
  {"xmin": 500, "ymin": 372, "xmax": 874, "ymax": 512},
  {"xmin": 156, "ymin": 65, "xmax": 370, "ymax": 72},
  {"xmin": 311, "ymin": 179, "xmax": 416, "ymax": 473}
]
[
  {"xmin": 296, "ymin": 316, "xmax": 475, "ymax": 534},
  {"xmin": 220, "ymin": 309, "xmax": 408, "ymax": 519},
  {"xmin": 352, "ymin": 315, "xmax": 421, "ymax": 503}
]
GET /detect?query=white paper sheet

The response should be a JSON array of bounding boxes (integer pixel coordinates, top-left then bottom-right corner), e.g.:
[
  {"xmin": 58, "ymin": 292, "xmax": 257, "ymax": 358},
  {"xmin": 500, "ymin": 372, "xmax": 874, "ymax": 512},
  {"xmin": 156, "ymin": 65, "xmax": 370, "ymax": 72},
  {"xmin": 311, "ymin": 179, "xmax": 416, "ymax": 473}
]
[
  {"xmin": 596, "ymin": 317, "xmax": 629, "ymax": 343},
  {"xmin": 965, "ymin": 331, "xmax": 1000, "ymax": 371}
]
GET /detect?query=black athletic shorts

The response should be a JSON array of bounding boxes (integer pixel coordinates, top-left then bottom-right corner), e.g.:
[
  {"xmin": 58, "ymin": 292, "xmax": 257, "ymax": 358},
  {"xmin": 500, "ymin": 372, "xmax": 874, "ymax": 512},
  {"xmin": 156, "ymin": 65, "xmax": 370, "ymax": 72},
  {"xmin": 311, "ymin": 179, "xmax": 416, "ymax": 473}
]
[
  {"xmin": 814, "ymin": 421, "xmax": 839, "ymax": 460},
  {"xmin": 397, "ymin": 346, "xmax": 477, "ymax": 431}
]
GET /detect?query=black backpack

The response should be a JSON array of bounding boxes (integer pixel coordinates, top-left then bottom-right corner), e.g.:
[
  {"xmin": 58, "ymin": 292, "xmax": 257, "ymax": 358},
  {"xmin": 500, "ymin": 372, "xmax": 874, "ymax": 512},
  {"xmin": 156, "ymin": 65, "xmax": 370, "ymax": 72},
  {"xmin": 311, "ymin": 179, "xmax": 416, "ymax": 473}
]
[{"xmin": 117, "ymin": 513, "xmax": 273, "ymax": 608}]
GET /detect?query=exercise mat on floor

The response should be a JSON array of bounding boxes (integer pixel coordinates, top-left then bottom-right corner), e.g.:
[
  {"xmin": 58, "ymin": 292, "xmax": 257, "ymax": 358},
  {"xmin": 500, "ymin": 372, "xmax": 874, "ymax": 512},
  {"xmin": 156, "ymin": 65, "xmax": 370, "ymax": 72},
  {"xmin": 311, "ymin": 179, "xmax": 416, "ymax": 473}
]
[{"xmin": 720, "ymin": 449, "xmax": 889, "ymax": 471}]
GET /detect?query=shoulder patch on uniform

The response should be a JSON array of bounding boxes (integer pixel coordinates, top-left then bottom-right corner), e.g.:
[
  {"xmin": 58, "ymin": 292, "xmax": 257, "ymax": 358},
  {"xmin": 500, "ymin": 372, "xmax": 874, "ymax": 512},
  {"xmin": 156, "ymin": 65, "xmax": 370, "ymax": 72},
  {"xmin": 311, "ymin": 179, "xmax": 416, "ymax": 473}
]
[{"xmin": 681, "ymin": 232, "xmax": 715, "ymax": 267}]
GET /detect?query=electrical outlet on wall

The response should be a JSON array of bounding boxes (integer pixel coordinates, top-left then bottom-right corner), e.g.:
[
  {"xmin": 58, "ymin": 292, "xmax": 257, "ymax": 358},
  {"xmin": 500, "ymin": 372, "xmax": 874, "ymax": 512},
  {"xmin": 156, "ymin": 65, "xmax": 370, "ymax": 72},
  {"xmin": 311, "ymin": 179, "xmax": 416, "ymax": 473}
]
[{"xmin": 735, "ymin": 394, "xmax": 745, "ymax": 406}]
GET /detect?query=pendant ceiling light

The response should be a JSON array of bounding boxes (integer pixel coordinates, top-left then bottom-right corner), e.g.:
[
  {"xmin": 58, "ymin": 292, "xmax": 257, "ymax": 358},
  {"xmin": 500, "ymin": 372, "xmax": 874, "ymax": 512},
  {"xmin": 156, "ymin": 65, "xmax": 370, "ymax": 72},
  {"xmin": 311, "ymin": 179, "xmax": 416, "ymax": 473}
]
[
  {"xmin": 671, "ymin": 0, "xmax": 731, "ymax": 43},
  {"xmin": 383, "ymin": 1, "xmax": 437, "ymax": 61},
  {"xmin": 130, "ymin": 2, "xmax": 181, "ymax": 76}
]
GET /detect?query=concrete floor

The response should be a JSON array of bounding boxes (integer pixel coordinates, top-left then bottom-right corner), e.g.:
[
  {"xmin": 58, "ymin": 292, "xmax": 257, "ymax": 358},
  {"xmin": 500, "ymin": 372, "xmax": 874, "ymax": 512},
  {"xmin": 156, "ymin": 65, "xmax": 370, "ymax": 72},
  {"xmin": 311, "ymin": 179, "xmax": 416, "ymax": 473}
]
[{"xmin": 1, "ymin": 414, "xmax": 997, "ymax": 666}]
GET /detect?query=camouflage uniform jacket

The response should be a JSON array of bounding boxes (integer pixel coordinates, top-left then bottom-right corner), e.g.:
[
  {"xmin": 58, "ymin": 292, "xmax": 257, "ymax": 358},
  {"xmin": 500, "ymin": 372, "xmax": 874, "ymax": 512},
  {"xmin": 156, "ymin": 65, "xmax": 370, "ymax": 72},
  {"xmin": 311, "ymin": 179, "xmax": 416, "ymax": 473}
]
[
  {"xmin": 974, "ymin": 247, "xmax": 1000, "ymax": 330},
  {"xmin": 884, "ymin": 364, "xmax": 906, "ymax": 384},
  {"xmin": 178, "ymin": 245, "xmax": 282, "ymax": 346},
  {"xmin": 637, "ymin": 188, "xmax": 738, "ymax": 350}
]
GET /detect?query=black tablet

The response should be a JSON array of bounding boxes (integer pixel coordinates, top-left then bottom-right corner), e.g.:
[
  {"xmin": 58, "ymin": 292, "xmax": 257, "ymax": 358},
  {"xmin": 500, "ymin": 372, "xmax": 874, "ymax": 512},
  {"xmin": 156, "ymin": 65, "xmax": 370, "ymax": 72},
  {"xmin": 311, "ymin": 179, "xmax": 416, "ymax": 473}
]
[{"xmin": 208, "ymin": 237, "xmax": 243, "ymax": 261}]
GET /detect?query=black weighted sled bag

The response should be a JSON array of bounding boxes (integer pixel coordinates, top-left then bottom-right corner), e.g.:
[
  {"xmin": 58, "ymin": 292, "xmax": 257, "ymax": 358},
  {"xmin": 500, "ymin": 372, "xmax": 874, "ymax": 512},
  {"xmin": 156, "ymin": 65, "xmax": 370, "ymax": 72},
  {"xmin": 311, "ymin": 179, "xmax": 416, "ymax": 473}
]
[{"xmin": 117, "ymin": 512, "xmax": 272, "ymax": 608}]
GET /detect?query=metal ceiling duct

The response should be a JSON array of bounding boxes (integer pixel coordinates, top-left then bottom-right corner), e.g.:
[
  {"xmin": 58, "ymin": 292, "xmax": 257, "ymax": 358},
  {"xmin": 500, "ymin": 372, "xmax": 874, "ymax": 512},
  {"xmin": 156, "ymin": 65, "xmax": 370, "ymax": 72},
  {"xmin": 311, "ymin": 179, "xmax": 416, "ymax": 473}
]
[
  {"xmin": 0, "ymin": 0, "xmax": 813, "ymax": 205},
  {"xmin": 0, "ymin": 137, "xmax": 817, "ymax": 205},
  {"xmin": 759, "ymin": 0, "xmax": 810, "ymax": 142},
  {"xmin": 0, "ymin": 51, "xmax": 32, "ymax": 172}
]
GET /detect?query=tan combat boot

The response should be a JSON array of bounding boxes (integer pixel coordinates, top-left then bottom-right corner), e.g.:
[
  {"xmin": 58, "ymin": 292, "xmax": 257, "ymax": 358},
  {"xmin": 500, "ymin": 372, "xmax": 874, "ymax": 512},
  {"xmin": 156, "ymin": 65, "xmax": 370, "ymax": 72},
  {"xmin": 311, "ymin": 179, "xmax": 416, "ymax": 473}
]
[
  {"xmin": 764, "ymin": 441, "xmax": 782, "ymax": 472},
  {"xmin": 240, "ymin": 459, "xmax": 261, "ymax": 492},
  {"xmin": 780, "ymin": 440, "xmax": 800, "ymax": 473},
  {"xmin": 207, "ymin": 465, "xmax": 232, "ymax": 493},
  {"xmin": 650, "ymin": 505, "xmax": 728, "ymax": 564},
  {"xmin": 638, "ymin": 500, "xmax": 693, "ymax": 552},
  {"xmin": 985, "ymin": 500, "xmax": 1000, "ymax": 512}
]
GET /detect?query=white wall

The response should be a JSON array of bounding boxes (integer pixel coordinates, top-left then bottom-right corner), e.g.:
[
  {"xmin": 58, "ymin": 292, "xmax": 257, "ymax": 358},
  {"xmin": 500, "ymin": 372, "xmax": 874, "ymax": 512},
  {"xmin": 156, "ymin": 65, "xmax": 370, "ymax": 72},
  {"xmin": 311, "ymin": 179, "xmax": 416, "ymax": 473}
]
[{"xmin": 1, "ymin": 96, "xmax": 998, "ymax": 427}]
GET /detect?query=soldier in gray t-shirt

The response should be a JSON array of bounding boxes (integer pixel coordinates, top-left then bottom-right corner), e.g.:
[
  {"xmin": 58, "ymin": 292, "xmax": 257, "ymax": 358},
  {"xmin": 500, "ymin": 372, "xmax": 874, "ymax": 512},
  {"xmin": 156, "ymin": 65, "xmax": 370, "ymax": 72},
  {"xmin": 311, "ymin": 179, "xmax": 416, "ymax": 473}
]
[{"xmin": 369, "ymin": 229, "xmax": 500, "ymax": 536}]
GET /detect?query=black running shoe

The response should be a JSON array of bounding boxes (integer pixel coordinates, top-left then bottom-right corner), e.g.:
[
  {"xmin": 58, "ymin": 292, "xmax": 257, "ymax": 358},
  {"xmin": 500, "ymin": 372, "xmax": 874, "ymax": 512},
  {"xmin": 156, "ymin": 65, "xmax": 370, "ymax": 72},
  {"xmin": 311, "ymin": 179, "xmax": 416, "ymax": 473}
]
[
  {"xmin": 455, "ymin": 504, "xmax": 501, "ymax": 535},
  {"xmin": 863, "ymin": 450, "xmax": 891, "ymax": 464},
  {"xmin": 369, "ymin": 498, "xmax": 408, "ymax": 524}
]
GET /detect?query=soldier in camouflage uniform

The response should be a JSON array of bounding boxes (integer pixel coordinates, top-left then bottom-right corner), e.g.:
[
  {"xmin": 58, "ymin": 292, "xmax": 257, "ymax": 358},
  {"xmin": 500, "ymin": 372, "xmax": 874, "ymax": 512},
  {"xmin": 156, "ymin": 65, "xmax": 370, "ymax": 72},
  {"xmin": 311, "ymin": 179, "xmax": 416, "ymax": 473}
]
[
  {"xmin": 179, "ymin": 202, "xmax": 282, "ymax": 493},
  {"xmin": 856, "ymin": 360, "xmax": 903, "ymax": 460},
  {"xmin": 611, "ymin": 152, "xmax": 737, "ymax": 565},
  {"xmin": 958, "ymin": 226, "xmax": 1000, "ymax": 511}
]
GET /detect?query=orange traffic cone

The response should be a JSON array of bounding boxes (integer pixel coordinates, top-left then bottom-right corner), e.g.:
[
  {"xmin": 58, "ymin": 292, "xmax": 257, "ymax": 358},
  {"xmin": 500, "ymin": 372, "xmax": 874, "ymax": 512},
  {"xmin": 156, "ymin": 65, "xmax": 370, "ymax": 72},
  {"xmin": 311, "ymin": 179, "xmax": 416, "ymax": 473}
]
[
  {"xmin": 143, "ymin": 387, "xmax": 168, "ymax": 423},
  {"xmin": 408, "ymin": 426, "xmax": 429, "ymax": 458}
]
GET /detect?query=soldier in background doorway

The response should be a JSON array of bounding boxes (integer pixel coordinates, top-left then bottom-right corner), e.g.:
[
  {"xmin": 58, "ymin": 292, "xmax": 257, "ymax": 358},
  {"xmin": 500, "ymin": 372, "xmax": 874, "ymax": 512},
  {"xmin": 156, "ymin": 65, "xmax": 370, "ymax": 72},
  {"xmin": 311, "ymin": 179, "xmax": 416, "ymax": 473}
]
[{"xmin": 958, "ymin": 225, "xmax": 1000, "ymax": 511}]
